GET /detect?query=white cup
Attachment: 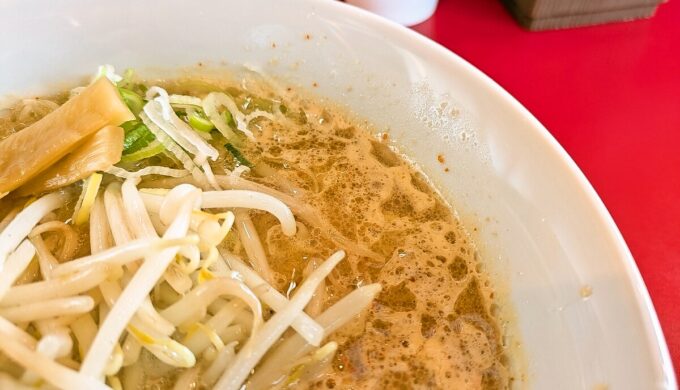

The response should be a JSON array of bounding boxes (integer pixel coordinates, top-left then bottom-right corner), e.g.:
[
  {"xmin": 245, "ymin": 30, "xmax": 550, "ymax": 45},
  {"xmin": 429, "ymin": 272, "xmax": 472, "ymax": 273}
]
[{"xmin": 345, "ymin": 0, "xmax": 439, "ymax": 26}]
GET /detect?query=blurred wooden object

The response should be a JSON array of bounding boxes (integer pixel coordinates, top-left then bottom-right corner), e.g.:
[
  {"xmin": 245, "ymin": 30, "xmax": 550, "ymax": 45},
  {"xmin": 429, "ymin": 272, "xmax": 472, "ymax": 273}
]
[{"xmin": 502, "ymin": 0, "xmax": 665, "ymax": 30}]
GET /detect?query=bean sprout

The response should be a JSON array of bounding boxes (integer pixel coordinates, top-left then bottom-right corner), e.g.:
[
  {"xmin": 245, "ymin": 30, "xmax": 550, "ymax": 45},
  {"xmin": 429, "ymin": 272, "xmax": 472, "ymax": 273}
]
[
  {"xmin": 161, "ymin": 277, "xmax": 262, "ymax": 329},
  {"xmin": 0, "ymin": 316, "xmax": 108, "ymax": 390},
  {"xmin": 0, "ymin": 240, "xmax": 35, "ymax": 301},
  {"xmin": 0, "ymin": 192, "xmax": 69, "ymax": 272},
  {"xmin": 233, "ymin": 209, "xmax": 277, "ymax": 286},
  {"xmin": 223, "ymin": 251, "xmax": 324, "ymax": 347},
  {"xmin": 247, "ymin": 284, "xmax": 382, "ymax": 388},
  {"xmin": 80, "ymin": 185, "xmax": 199, "ymax": 378},
  {"xmin": 0, "ymin": 295, "xmax": 95, "ymax": 322},
  {"xmin": 214, "ymin": 251, "xmax": 345, "ymax": 390}
]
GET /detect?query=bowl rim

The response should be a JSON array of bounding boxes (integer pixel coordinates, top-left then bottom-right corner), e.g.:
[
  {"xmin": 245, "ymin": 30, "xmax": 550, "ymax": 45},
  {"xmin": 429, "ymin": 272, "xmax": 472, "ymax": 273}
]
[
  {"xmin": 317, "ymin": 0, "xmax": 676, "ymax": 386},
  {"xmin": 0, "ymin": 0, "xmax": 674, "ymax": 385}
]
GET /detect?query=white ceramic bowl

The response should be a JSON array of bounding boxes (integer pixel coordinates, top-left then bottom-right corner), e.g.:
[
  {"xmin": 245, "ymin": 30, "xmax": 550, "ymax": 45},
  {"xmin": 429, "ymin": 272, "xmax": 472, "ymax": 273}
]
[{"xmin": 1, "ymin": 0, "xmax": 675, "ymax": 388}]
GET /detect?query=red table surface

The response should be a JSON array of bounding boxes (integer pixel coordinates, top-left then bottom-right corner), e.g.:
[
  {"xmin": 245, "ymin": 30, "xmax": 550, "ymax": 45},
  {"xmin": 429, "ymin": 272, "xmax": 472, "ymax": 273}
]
[{"xmin": 412, "ymin": 0, "xmax": 680, "ymax": 379}]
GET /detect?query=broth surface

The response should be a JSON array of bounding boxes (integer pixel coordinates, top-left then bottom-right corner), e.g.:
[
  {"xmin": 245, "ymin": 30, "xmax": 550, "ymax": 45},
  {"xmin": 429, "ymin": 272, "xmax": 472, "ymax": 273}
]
[{"xmin": 163, "ymin": 75, "xmax": 513, "ymax": 389}]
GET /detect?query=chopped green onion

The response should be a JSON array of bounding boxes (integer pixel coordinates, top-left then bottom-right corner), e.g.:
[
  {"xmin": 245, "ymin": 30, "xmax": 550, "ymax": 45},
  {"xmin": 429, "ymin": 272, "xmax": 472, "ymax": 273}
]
[
  {"xmin": 119, "ymin": 141, "xmax": 165, "ymax": 163},
  {"xmin": 122, "ymin": 121, "xmax": 146, "ymax": 148},
  {"xmin": 118, "ymin": 88, "xmax": 145, "ymax": 115},
  {"xmin": 121, "ymin": 120, "xmax": 138, "ymax": 132},
  {"xmin": 168, "ymin": 95, "xmax": 203, "ymax": 110},
  {"xmin": 188, "ymin": 111, "xmax": 215, "ymax": 132},
  {"xmin": 225, "ymin": 143, "xmax": 252, "ymax": 168},
  {"xmin": 125, "ymin": 132, "xmax": 155, "ymax": 154},
  {"xmin": 123, "ymin": 124, "xmax": 148, "ymax": 149},
  {"xmin": 223, "ymin": 110, "xmax": 236, "ymax": 129},
  {"xmin": 117, "ymin": 69, "xmax": 149, "ymax": 97},
  {"xmin": 118, "ymin": 68, "xmax": 135, "ymax": 89},
  {"xmin": 121, "ymin": 120, "xmax": 156, "ymax": 154},
  {"xmin": 122, "ymin": 68, "xmax": 134, "ymax": 81}
]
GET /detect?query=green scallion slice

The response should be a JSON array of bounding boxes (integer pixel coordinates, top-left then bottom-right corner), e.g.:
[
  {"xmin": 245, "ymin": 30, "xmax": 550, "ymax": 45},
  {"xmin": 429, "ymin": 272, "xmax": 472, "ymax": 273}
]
[
  {"xmin": 188, "ymin": 111, "xmax": 215, "ymax": 132},
  {"xmin": 223, "ymin": 110, "xmax": 236, "ymax": 128},
  {"xmin": 119, "ymin": 87, "xmax": 145, "ymax": 116},
  {"xmin": 225, "ymin": 143, "xmax": 252, "ymax": 168},
  {"xmin": 119, "ymin": 141, "xmax": 165, "ymax": 163},
  {"xmin": 121, "ymin": 120, "xmax": 155, "ymax": 154}
]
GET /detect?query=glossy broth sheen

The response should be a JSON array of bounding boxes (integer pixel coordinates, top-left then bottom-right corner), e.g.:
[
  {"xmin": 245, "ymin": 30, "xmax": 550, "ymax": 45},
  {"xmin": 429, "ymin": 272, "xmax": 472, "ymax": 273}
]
[{"xmin": 0, "ymin": 75, "xmax": 512, "ymax": 389}]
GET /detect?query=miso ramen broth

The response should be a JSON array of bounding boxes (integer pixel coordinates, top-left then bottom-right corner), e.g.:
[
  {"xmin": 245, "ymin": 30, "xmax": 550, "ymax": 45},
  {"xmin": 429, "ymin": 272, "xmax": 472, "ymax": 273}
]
[{"xmin": 0, "ymin": 68, "xmax": 513, "ymax": 389}]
